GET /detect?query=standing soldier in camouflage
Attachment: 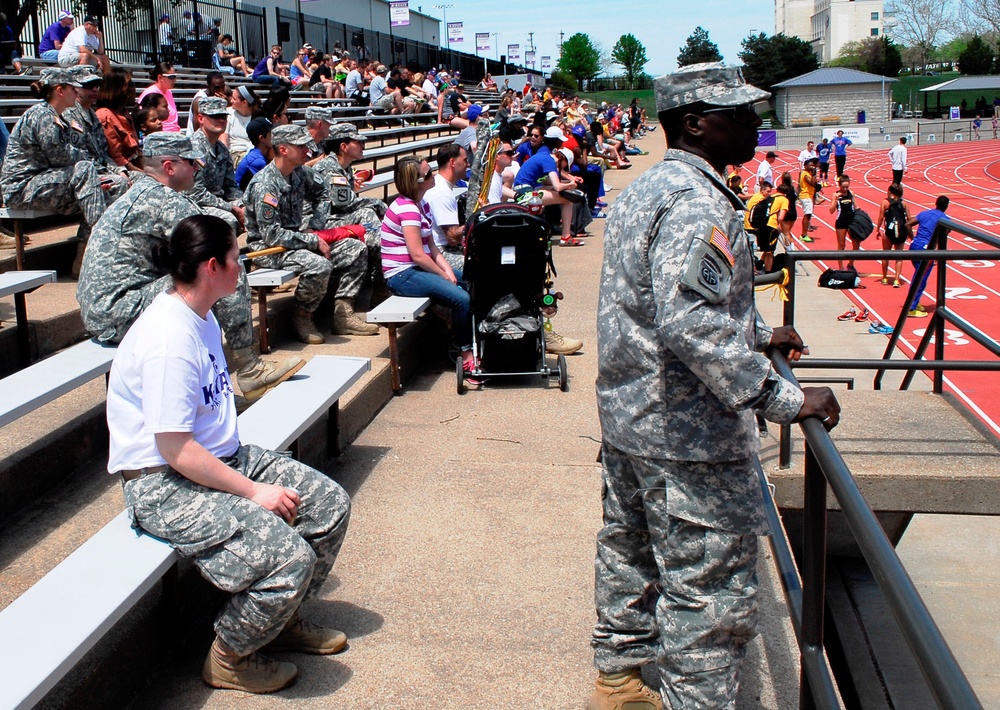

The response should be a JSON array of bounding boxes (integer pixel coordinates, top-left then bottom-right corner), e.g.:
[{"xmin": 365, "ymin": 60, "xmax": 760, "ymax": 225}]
[
  {"xmin": 107, "ymin": 214, "xmax": 350, "ymax": 695},
  {"xmin": 76, "ymin": 132, "xmax": 304, "ymax": 403},
  {"xmin": 589, "ymin": 63, "xmax": 841, "ymax": 710},
  {"xmin": 187, "ymin": 96, "xmax": 245, "ymax": 231},
  {"xmin": 0, "ymin": 68, "xmax": 109, "ymax": 252},
  {"xmin": 244, "ymin": 124, "xmax": 377, "ymax": 344},
  {"xmin": 313, "ymin": 122, "xmax": 387, "ymax": 297}
]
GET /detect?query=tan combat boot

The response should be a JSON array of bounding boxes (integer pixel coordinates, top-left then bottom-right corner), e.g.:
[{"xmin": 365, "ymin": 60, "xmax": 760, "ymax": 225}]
[
  {"xmin": 545, "ymin": 328, "xmax": 584, "ymax": 355},
  {"xmin": 202, "ymin": 637, "xmax": 298, "ymax": 694},
  {"xmin": 263, "ymin": 614, "xmax": 348, "ymax": 655},
  {"xmin": 70, "ymin": 241, "xmax": 87, "ymax": 280},
  {"xmin": 332, "ymin": 298, "xmax": 379, "ymax": 336},
  {"xmin": 293, "ymin": 307, "xmax": 325, "ymax": 344},
  {"xmin": 230, "ymin": 347, "xmax": 305, "ymax": 403},
  {"xmin": 587, "ymin": 668, "xmax": 662, "ymax": 710}
]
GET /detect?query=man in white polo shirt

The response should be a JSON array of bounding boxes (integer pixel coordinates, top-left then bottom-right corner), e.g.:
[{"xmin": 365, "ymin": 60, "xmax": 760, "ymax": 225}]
[{"xmin": 754, "ymin": 150, "xmax": 775, "ymax": 193}]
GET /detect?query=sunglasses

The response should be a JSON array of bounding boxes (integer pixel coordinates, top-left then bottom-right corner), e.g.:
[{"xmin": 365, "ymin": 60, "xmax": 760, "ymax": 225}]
[
  {"xmin": 500, "ymin": 149, "xmax": 516, "ymax": 156},
  {"xmin": 163, "ymin": 74, "xmax": 178, "ymax": 79},
  {"xmin": 701, "ymin": 102, "xmax": 761, "ymax": 125},
  {"xmin": 417, "ymin": 169, "xmax": 434, "ymax": 183}
]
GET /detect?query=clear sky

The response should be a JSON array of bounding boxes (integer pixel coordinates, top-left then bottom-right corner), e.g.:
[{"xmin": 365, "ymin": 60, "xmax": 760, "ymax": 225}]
[{"xmin": 416, "ymin": 0, "xmax": 776, "ymax": 77}]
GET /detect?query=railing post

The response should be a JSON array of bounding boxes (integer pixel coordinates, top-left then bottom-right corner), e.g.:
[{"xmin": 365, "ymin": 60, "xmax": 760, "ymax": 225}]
[
  {"xmin": 779, "ymin": 259, "xmax": 797, "ymax": 469},
  {"xmin": 933, "ymin": 230, "xmax": 948, "ymax": 394},
  {"xmin": 799, "ymin": 441, "xmax": 827, "ymax": 710}
]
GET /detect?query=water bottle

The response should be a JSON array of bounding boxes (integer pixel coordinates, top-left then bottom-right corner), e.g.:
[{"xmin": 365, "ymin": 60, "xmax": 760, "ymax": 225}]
[{"xmin": 527, "ymin": 190, "xmax": 543, "ymax": 216}]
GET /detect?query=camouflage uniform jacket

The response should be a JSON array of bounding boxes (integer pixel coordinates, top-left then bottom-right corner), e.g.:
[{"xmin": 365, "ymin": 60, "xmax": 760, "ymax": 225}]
[
  {"xmin": 1, "ymin": 101, "xmax": 91, "ymax": 200},
  {"xmin": 77, "ymin": 176, "xmax": 202, "ymax": 342},
  {"xmin": 244, "ymin": 161, "xmax": 329, "ymax": 252},
  {"xmin": 187, "ymin": 130, "xmax": 243, "ymax": 211},
  {"xmin": 63, "ymin": 102, "xmax": 117, "ymax": 170},
  {"xmin": 312, "ymin": 156, "xmax": 386, "ymax": 217},
  {"xmin": 596, "ymin": 149, "xmax": 803, "ymax": 464}
]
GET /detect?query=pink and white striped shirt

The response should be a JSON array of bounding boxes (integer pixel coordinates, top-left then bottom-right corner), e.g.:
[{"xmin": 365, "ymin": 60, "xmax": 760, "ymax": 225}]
[{"xmin": 381, "ymin": 196, "xmax": 433, "ymax": 278}]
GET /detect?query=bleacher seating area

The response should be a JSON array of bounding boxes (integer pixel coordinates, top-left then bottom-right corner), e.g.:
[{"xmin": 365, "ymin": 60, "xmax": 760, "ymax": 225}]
[{"xmin": 0, "ymin": 58, "xmax": 498, "ymax": 707}]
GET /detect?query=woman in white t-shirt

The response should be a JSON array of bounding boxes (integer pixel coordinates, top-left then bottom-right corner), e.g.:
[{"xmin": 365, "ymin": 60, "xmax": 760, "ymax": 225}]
[
  {"xmin": 223, "ymin": 84, "xmax": 257, "ymax": 168},
  {"xmin": 107, "ymin": 214, "xmax": 351, "ymax": 695},
  {"xmin": 380, "ymin": 157, "xmax": 475, "ymax": 377}
]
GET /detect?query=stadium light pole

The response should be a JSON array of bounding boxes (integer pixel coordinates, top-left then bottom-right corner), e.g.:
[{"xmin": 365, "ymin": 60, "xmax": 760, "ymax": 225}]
[{"xmin": 433, "ymin": 4, "xmax": 453, "ymax": 49}]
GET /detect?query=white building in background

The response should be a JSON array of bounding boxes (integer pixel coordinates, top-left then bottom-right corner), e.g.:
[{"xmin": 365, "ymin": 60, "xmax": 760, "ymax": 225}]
[{"xmin": 776, "ymin": 0, "xmax": 885, "ymax": 64}]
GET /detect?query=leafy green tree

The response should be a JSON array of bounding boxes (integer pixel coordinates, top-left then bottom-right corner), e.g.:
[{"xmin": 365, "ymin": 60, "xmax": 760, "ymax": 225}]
[
  {"xmin": 738, "ymin": 32, "xmax": 818, "ymax": 93},
  {"xmin": 870, "ymin": 37, "xmax": 903, "ymax": 77},
  {"xmin": 829, "ymin": 37, "xmax": 902, "ymax": 76},
  {"xmin": 959, "ymin": 34, "xmax": 996, "ymax": 74},
  {"xmin": 557, "ymin": 33, "xmax": 602, "ymax": 91},
  {"xmin": 611, "ymin": 34, "xmax": 649, "ymax": 90},
  {"xmin": 677, "ymin": 26, "xmax": 722, "ymax": 67}
]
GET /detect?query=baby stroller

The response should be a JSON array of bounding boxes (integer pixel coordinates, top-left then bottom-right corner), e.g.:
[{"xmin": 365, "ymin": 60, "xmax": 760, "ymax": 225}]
[{"xmin": 457, "ymin": 203, "xmax": 568, "ymax": 393}]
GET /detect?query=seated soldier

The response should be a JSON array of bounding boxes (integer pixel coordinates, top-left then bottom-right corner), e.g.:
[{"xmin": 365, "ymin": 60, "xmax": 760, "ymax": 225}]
[
  {"xmin": 304, "ymin": 106, "xmax": 336, "ymax": 164},
  {"xmin": 244, "ymin": 124, "xmax": 378, "ymax": 344},
  {"xmin": 76, "ymin": 132, "xmax": 304, "ymax": 403},
  {"xmin": 187, "ymin": 96, "xmax": 245, "ymax": 231},
  {"xmin": 313, "ymin": 122, "xmax": 386, "ymax": 295}
]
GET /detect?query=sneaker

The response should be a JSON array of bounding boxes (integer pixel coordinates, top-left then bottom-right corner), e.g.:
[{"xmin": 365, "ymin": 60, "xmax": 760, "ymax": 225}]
[
  {"xmin": 263, "ymin": 616, "xmax": 347, "ymax": 655},
  {"xmin": 837, "ymin": 308, "xmax": 857, "ymax": 321},
  {"xmin": 596, "ymin": 199, "xmax": 608, "ymax": 208},
  {"xmin": 800, "ymin": 235, "xmax": 814, "ymax": 243},
  {"xmin": 908, "ymin": 309, "xmax": 929, "ymax": 318},
  {"xmin": 893, "ymin": 279, "xmax": 901, "ymax": 288},
  {"xmin": 854, "ymin": 308, "xmax": 870, "ymax": 322},
  {"xmin": 869, "ymin": 322, "xmax": 894, "ymax": 334},
  {"xmin": 203, "ymin": 643, "xmax": 298, "ymax": 694},
  {"xmin": 544, "ymin": 328, "xmax": 583, "ymax": 355},
  {"xmin": 915, "ymin": 304, "xmax": 927, "ymax": 312},
  {"xmin": 16, "ymin": 67, "xmax": 31, "ymax": 76},
  {"xmin": 587, "ymin": 669, "xmax": 662, "ymax": 710},
  {"xmin": 591, "ymin": 209, "xmax": 607, "ymax": 219},
  {"xmin": 462, "ymin": 358, "xmax": 481, "ymax": 386}
]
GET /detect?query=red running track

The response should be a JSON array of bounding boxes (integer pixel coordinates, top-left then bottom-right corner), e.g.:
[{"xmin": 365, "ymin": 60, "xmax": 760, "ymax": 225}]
[{"xmin": 745, "ymin": 138, "xmax": 1000, "ymax": 435}]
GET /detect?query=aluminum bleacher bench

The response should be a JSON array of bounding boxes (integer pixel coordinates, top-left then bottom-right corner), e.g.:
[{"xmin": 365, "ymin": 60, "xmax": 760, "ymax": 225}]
[
  {"xmin": 366, "ymin": 295, "xmax": 432, "ymax": 393},
  {"xmin": 246, "ymin": 267, "xmax": 295, "ymax": 354},
  {"xmin": 0, "ymin": 270, "xmax": 57, "ymax": 366},
  {"xmin": 0, "ymin": 206, "xmax": 59, "ymax": 270},
  {"xmin": 0, "ymin": 354, "xmax": 370, "ymax": 710}
]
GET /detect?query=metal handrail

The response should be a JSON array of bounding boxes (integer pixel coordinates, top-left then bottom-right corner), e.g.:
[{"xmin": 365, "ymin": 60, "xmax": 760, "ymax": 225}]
[{"xmin": 760, "ymin": 351, "xmax": 983, "ymax": 709}]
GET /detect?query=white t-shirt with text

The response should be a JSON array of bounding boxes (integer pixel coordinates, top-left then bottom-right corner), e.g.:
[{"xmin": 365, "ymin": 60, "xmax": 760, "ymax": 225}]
[{"xmin": 423, "ymin": 173, "xmax": 460, "ymax": 250}]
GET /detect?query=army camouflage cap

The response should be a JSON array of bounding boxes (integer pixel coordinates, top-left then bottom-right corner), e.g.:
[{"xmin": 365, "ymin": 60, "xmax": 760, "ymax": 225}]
[
  {"xmin": 39, "ymin": 67, "xmax": 84, "ymax": 88},
  {"xmin": 271, "ymin": 123, "xmax": 318, "ymax": 150},
  {"xmin": 67, "ymin": 65, "xmax": 103, "ymax": 85},
  {"xmin": 328, "ymin": 122, "xmax": 367, "ymax": 142},
  {"xmin": 142, "ymin": 132, "xmax": 205, "ymax": 160},
  {"xmin": 198, "ymin": 96, "xmax": 229, "ymax": 116},
  {"xmin": 304, "ymin": 106, "xmax": 337, "ymax": 124},
  {"xmin": 654, "ymin": 62, "xmax": 769, "ymax": 112}
]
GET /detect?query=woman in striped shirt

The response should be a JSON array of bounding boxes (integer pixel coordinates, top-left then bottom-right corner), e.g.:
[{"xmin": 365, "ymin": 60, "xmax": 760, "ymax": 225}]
[{"xmin": 381, "ymin": 156, "xmax": 475, "ymax": 376}]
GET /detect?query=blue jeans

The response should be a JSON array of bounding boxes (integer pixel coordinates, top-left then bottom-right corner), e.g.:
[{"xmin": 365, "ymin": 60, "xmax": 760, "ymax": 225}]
[
  {"xmin": 0, "ymin": 117, "xmax": 9, "ymax": 165},
  {"xmin": 254, "ymin": 74, "xmax": 283, "ymax": 87},
  {"xmin": 41, "ymin": 50, "xmax": 60, "ymax": 62},
  {"xmin": 386, "ymin": 266, "xmax": 471, "ymax": 349}
]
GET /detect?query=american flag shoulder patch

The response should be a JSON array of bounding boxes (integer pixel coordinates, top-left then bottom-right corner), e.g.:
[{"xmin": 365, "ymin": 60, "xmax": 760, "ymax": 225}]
[
  {"xmin": 262, "ymin": 193, "xmax": 279, "ymax": 207},
  {"xmin": 708, "ymin": 226, "xmax": 735, "ymax": 267}
]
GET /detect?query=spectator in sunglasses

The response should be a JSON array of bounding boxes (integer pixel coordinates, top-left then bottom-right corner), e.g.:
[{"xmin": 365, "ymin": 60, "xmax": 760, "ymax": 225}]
[{"xmin": 138, "ymin": 62, "xmax": 180, "ymax": 132}]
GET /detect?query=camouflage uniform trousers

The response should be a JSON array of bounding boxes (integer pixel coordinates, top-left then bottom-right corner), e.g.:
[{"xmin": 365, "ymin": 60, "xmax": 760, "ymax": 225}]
[
  {"xmin": 95, "ymin": 269, "xmax": 254, "ymax": 350},
  {"xmin": 123, "ymin": 443, "xmax": 351, "ymax": 657},
  {"xmin": 257, "ymin": 238, "xmax": 366, "ymax": 312},
  {"xmin": 201, "ymin": 205, "xmax": 240, "ymax": 233},
  {"xmin": 441, "ymin": 246, "xmax": 464, "ymax": 273},
  {"xmin": 326, "ymin": 206, "xmax": 383, "ymax": 286},
  {"xmin": 6, "ymin": 161, "xmax": 107, "ymax": 226},
  {"xmin": 593, "ymin": 443, "xmax": 759, "ymax": 710}
]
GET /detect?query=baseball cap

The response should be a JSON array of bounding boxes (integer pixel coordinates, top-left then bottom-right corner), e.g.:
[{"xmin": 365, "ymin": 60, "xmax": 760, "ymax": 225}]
[
  {"xmin": 68, "ymin": 66, "xmax": 102, "ymax": 85},
  {"xmin": 39, "ymin": 68, "xmax": 83, "ymax": 88},
  {"xmin": 467, "ymin": 105, "xmax": 483, "ymax": 122},
  {"xmin": 766, "ymin": 151, "xmax": 777, "ymax": 159},
  {"xmin": 376, "ymin": 65, "xmax": 387, "ymax": 74},
  {"xmin": 198, "ymin": 96, "xmax": 229, "ymax": 117},
  {"xmin": 305, "ymin": 106, "xmax": 337, "ymax": 124},
  {"xmin": 143, "ymin": 132, "xmax": 204, "ymax": 160},
  {"xmin": 271, "ymin": 124, "xmax": 318, "ymax": 150},
  {"xmin": 58, "ymin": 10, "xmax": 73, "ymax": 20},
  {"xmin": 654, "ymin": 61, "xmax": 769, "ymax": 112},
  {"xmin": 506, "ymin": 113, "xmax": 528, "ymax": 124},
  {"xmin": 246, "ymin": 117, "xmax": 273, "ymax": 146},
  {"xmin": 570, "ymin": 124, "xmax": 586, "ymax": 138},
  {"xmin": 160, "ymin": 13, "xmax": 170, "ymax": 20},
  {"xmin": 83, "ymin": 15, "xmax": 99, "ymax": 25},
  {"xmin": 557, "ymin": 147, "xmax": 574, "ymax": 164},
  {"xmin": 328, "ymin": 122, "xmax": 367, "ymax": 142},
  {"xmin": 545, "ymin": 111, "xmax": 559, "ymax": 123},
  {"xmin": 543, "ymin": 126, "xmax": 565, "ymax": 142}
]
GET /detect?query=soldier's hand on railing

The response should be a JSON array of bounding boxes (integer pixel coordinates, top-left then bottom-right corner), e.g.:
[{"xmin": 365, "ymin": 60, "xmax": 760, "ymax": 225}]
[
  {"xmin": 793, "ymin": 387, "xmax": 841, "ymax": 429},
  {"xmin": 770, "ymin": 325, "xmax": 809, "ymax": 362}
]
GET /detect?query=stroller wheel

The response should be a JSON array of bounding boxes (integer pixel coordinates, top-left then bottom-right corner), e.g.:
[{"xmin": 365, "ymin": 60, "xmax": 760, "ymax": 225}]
[
  {"xmin": 456, "ymin": 357, "xmax": 465, "ymax": 395},
  {"xmin": 558, "ymin": 354, "xmax": 568, "ymax": 392}
]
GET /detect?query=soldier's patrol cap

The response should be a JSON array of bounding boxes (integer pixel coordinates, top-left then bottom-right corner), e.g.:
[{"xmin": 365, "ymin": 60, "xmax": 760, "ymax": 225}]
[
  {"xmin": 654, "ymin": 61, "xmax": 769, "ymax": 112},
  {"xmin": 271, "ymin": 124, "xmax": 318, "ymax": 150},
  {"xmin": 198, "ymin": 96, "xmax": 229, "ymax": 117},
  {"xmin": 68, "ymin": 65, "xmax": 103, "ymax": 85},
  {"xmin": 328, "ymin": 122, "xmax": 367, "ymax": 142},
  {"xmin": 39, "ymin": 68, "xmax": 83, "ymax": 88},
  {"xmin": 143, "ymin": 132, "xmax": 204, "ymax": 160},
  {"xmin": 304, "ymin": 106, "xmax": 337, "ymax": 124}
]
